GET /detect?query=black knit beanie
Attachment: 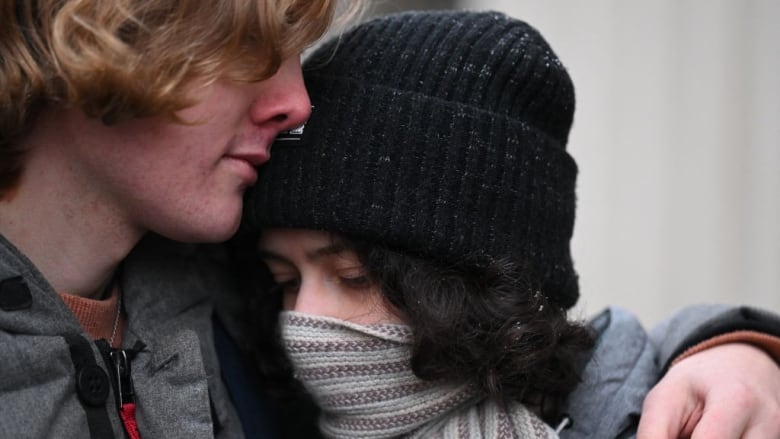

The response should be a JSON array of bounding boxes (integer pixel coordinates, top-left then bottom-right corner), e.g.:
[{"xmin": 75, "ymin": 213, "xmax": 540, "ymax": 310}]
[{"xmin": 245, "ymin": 10, "xmax": 580, "ymax": 309}]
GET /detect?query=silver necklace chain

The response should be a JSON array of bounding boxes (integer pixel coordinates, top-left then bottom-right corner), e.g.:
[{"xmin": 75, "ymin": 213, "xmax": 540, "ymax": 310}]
[{"xmin": 108, "ymin": 287, "xmax": 122, "ymax": 347}]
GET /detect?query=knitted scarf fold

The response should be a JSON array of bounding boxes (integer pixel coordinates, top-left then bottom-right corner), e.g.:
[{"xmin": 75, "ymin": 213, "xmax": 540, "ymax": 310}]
[{"xmin": 280, "ymin": 311, "xmax": 557, "ymax": 439}]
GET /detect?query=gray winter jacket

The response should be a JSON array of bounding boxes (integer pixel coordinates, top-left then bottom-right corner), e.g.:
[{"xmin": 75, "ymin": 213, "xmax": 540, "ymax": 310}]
[
  {"xmin": 0, "ymin": 234, "xmax": 243, "ymax": 439},
  {"xmin": 557, "ymin": 307, "xmax": 655, "ymax": 438}
]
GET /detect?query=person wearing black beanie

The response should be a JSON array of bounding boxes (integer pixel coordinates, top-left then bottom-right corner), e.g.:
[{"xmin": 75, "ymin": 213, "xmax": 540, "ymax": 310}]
[
  {"xmin": 233, "ymin": 8, "xmax": 780, "ymax": 439},
  {"xmin": 242, "ymin": 10, "xmax": 591, "ymax": 438}
]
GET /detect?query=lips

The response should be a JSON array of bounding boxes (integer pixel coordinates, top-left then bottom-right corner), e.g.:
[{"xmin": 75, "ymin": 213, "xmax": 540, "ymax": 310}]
[
  {"xmin": 223, "ymin": 133, "xmax": 274, "ymax": 186},
  {"xmin": 225, "ymin": 151, "xmax": 270, "ymax": 167},
  {"xmin": 223, "ymin": 151, "xmax": 269, "ymax": 186}
]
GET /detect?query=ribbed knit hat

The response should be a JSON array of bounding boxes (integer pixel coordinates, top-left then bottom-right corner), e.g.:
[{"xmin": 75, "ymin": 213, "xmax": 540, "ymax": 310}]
[{"xmin": 245, "ymin": 10, "xmax": 580, "ymax": 309}]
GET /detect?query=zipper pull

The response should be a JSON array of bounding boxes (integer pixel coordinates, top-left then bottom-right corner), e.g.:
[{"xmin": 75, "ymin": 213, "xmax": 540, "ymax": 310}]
[
  {"xmin": 110, "ymin": 348, "xmax": 142, "ymax": 439},
  {"xmin": 110, "ymin": 349, "xmax": 133, "ymax": 406}
]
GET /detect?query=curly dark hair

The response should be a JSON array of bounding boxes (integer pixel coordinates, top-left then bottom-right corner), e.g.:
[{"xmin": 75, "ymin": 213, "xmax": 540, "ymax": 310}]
[
  {"xmin": 351, "ymin": 239, "xmax": 595, "ymax": 411},
  {"xmin": 230, "ymin": 229, "xmax": 595, "ymax": 427}
]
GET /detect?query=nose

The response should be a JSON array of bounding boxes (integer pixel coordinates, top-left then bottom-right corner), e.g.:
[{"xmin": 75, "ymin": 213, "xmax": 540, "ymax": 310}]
[
  {"xmin": 248, "ymin": 56, "xmax": 312, "ymax": 134},
  {"xmin": 286, "ymin": 276, "xmax": 338, "ymax": 317}
]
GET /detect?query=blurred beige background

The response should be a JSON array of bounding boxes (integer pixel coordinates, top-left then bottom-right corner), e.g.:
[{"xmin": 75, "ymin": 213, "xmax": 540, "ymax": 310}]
[{"xmin": 368, "ymin": 1, "xmax": 780, "ymax": 326}]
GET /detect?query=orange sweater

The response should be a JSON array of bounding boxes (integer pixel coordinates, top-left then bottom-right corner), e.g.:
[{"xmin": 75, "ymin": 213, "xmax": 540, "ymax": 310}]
[{"xmin": 59, "ymin": 289, "xmax": 126, "ymax": 348}]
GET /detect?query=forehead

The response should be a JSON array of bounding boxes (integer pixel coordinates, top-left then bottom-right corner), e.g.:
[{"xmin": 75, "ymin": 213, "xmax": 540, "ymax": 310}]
[
  {"xmin": 258, "ymin": 228, "xmax": 356, "ymax": 261},
  {"xmin": 259, "ymin": 228, "xmax": 331, "ymax": 248}
]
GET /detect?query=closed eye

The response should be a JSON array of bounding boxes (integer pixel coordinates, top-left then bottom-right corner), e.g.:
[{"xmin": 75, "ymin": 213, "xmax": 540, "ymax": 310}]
[
  {"xmin": 338, "ymin": 273, "xmax": 373, "ymax": 290},
  {"xmin": 269, "ymin": 277, "xmax": 300, "ymax": 296}
]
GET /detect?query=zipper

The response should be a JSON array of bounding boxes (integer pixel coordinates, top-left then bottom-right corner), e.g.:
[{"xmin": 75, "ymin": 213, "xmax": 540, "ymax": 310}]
[{"xmin": 97, "ymin": 340, "xmax": 146, "ymax": 439}]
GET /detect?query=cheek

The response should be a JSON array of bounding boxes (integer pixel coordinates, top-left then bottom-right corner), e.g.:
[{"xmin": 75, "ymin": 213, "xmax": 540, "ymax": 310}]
[
  {"xmin": 132, "ymin": 135, "xmax": 224, "ymax": 195},
  {"xmin": 103, "ymin": 129, "xmax": 208, "ymax": 185},
  {"xmin": 281, "ymin": 290, "xmax": 297, "ymax": 311},
  {"xmin": 178, "ymin": 80, "xmax": 250, "ymax": 127},
  {"xmin": 365, "ymin": 291, "xmax": 406, "ymax": 324}
]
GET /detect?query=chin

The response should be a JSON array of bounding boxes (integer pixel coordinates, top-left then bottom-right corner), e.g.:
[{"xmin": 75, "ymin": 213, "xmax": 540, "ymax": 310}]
[
  {"xmin": 164, "ymin": 212, "xmax": 242, "ymax": 244},
  {"xmin": 199, "ymin": 218, "xmax": 242, "ymax": 243}
]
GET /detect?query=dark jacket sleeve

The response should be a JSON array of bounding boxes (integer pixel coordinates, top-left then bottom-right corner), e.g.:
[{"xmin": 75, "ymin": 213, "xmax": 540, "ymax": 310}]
[{"xmin": 649, "ymin": 304, "xmax": 780, "ymax": 371}]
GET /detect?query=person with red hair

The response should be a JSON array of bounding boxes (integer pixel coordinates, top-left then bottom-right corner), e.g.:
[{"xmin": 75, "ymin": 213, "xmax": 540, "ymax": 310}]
[{"xmin": 0, "ymin": 1, "xmax": 346, "ymax": 437}]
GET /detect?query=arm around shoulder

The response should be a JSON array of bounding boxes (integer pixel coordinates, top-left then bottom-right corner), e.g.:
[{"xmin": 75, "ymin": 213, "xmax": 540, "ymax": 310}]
[
  {"xmin": 637, "ymin": 304, "xmax": 780, "ymax": 439},
  {"xmin": 649, "ymin": 304, "xmax": 780, "ymax": 370}
]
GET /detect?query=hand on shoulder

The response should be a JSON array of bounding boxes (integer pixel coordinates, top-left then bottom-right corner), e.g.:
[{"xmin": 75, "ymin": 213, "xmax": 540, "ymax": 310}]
[{"xmin": 637, "ymin": 342, "xmax": 780, "ymax": 439}]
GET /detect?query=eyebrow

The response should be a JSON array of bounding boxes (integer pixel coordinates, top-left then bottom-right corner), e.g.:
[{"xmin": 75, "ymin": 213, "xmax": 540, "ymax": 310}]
[
  {"xmin": 257, "ymin": 241, "xmax": 350, "ymax": 264},
  {"xmin": 305, "ymin": 241, "xmax": 349, "ymax": 261}
]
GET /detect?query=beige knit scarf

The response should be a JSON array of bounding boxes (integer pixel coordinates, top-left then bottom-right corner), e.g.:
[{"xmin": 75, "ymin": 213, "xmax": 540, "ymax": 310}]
[{"xmin": 280, "ymin": 311, "xmax": 558, "ymax": 439}]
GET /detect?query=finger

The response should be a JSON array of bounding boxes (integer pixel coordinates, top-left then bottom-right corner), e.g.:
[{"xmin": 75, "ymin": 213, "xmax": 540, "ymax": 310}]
[
  {"xmin": 689, "ymin": 400, "xmax": 750, "ymax": 439},
  {"xmin": 692, "ymin": 393, "xmax": 780, "ymax": 439},
  {"xmin": 637, "ymin": 383, "xmax": 700, "ymax": 439},
  {"xmin": 740, "ymin": 406, "xmax": 780, "ymax": 439},
  {"xmin": 743, "ymin": 425, "xmax": 780, "ymax": 439}
]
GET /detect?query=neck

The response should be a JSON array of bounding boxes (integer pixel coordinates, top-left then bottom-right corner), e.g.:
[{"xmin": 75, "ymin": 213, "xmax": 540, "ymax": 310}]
[{"xmin": 0, "ymin": 114, "xmax": 144, "ymax": 299}]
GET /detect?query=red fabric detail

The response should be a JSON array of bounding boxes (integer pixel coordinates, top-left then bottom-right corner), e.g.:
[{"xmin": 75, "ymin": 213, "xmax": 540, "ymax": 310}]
[
  {"xmin": 119, "ymin": 403, "xmax": 142, "ymax": 439},
  {"xmin": 671, "ymin": 330, "xmax": 780, "ymax": 366}
]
